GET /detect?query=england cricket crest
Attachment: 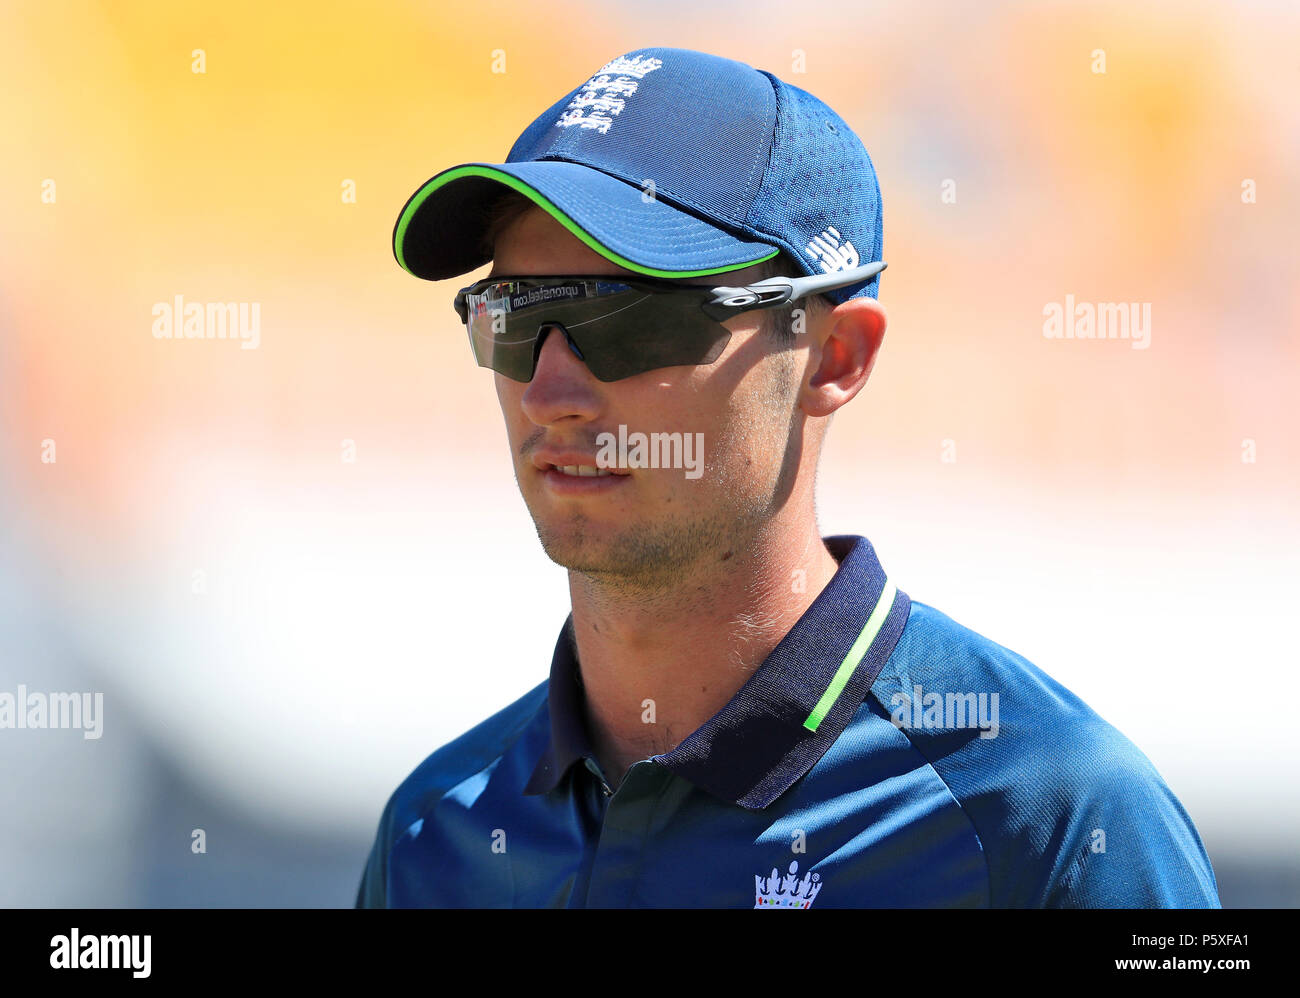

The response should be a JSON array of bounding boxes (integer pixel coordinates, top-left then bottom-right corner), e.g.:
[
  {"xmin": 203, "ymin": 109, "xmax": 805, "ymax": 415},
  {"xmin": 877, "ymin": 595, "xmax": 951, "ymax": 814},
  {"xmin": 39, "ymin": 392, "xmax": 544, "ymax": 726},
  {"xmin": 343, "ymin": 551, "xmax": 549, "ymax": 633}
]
[
  {"xmin": 555, "ymin": 54, "xmax": 664, "ymax": 135},
  {"xmin": 754, "ymin": 860, "xmax": 823, "ymax": 909}
]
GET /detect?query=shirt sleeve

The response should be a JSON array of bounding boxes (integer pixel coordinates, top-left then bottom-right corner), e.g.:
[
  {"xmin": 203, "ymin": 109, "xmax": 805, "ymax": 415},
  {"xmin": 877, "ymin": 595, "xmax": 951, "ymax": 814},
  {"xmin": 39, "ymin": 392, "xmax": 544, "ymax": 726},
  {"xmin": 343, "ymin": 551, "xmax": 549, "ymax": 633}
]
[
  {"xmin": 354, "ymin": 808, "xmax": 392, "ymax": 909},
  {"xmin": 1038, "ymin": 757, "xmax": 1221, "ymax": 908}
]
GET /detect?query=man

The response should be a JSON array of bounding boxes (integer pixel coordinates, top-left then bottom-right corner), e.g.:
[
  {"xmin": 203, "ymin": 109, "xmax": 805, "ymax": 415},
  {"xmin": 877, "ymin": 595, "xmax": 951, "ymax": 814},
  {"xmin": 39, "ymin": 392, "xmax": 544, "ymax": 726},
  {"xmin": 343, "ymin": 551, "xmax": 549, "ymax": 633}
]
[{"xmin": 356, "ymin": 47, "xmax": 1220, "ymax": 908}]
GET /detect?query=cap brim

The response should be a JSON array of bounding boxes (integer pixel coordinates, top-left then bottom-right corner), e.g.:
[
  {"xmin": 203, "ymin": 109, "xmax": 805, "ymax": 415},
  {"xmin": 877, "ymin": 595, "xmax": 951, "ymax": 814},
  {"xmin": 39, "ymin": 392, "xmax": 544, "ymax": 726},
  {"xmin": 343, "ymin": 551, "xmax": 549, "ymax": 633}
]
[{"xmin": 392, "ymin": 161, "xmax": 780, "ymax": 282}]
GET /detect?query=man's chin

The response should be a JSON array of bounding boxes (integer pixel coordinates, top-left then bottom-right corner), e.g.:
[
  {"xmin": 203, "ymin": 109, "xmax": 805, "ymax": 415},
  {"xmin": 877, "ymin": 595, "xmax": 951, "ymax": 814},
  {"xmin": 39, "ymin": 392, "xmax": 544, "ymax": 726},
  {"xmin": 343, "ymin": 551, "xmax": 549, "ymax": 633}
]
[
  {"xmin": 530, "ymin": 511, "xmax": 662, "ymax": 577},
  {"xmin": 534, "ymin": 523, "xmax": 621, "ymax": 574},
  {"xmin": 531, "ymin": 514, "xmax": 722, "ymax": 588}
]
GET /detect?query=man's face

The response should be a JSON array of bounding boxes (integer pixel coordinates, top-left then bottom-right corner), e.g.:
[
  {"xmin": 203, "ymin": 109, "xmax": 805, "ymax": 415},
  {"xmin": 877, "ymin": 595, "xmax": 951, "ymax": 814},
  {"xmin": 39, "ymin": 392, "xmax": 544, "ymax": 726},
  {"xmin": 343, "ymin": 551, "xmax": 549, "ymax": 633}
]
[{"xmin": 490, "ymin": 205, "xmax": 810, "ymax": 588}]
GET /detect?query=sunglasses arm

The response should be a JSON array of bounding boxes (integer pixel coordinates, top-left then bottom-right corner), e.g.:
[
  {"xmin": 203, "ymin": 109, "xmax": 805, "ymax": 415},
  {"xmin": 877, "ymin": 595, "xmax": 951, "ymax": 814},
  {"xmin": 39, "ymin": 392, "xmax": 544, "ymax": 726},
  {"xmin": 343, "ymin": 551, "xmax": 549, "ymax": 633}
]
[{"xmin": 701, "ymin": 259, "xmax": 887, "ymax": 319}]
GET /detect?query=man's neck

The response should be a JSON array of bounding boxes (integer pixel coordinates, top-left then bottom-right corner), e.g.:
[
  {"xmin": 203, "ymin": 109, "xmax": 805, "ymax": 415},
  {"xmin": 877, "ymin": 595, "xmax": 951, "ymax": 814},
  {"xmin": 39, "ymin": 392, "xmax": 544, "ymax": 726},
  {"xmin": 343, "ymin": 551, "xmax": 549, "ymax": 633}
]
[{"xmin": 567, "ymin": 522, "xmax": 842, "ymax": 790}]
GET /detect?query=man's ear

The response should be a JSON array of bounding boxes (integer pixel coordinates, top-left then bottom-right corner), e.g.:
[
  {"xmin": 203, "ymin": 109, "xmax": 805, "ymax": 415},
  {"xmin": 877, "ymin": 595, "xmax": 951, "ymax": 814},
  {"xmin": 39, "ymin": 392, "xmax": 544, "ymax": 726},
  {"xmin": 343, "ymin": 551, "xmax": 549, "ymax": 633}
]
[{"xmin": 801, "ymin": 297, "xmax": 887, "ymax": 418}]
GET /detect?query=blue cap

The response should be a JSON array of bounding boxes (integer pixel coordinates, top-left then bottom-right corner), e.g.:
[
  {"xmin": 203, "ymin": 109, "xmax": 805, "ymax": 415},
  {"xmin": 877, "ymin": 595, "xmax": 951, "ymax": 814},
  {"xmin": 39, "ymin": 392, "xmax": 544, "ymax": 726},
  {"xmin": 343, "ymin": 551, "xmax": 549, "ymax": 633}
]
[{"xmin": 393, "ymin": 47, "xmax": 884, "ymax": 303}]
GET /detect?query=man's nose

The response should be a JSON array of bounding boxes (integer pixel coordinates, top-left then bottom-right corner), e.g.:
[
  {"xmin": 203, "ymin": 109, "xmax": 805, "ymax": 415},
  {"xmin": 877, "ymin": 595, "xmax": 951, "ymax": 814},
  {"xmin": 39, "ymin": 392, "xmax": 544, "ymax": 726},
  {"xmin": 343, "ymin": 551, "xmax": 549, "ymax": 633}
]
[
  {"xmin": 532, "ymin": 323, "xmax": 587, "ymax": 377},
  {"xmin": 520, "ymin": 323, "xmax": 602, "ymax": 425}
]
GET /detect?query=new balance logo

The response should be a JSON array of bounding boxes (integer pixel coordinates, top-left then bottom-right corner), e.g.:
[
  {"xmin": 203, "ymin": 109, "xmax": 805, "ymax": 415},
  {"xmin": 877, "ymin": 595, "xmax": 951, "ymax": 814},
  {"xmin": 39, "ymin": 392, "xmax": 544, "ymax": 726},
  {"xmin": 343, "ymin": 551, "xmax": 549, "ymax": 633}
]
[{"xmin": 806, "ymin": 226, "xmax": 859, "ymax": 272}]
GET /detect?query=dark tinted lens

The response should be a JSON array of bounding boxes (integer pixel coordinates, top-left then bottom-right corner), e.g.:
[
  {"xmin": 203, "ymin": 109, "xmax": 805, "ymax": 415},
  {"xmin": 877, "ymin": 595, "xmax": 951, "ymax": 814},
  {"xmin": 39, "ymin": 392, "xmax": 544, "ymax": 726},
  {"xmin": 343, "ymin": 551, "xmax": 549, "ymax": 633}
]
[
  {"xmin": 464, "ymin": 279, "xmax": 622, "ymax": 382},
  {"xmin": 567, "ymin": 292, "xmax": 735, "ymax": 380},
  {"xmin": 463, "ymin": 279, "xmax": 732, "ymax": 382},
  {"xmin": 466, "ymin": 305, "xmax": 537, "ymax": 382}
]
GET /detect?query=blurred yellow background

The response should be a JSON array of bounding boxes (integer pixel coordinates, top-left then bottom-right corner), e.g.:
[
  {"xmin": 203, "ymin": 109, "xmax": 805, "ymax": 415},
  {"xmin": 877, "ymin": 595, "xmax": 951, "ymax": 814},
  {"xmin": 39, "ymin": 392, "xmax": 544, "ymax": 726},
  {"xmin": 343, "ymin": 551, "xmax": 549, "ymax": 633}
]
[{"xmin": 2, "ymin": 0, "xmax": 1296, "ymax": 905}]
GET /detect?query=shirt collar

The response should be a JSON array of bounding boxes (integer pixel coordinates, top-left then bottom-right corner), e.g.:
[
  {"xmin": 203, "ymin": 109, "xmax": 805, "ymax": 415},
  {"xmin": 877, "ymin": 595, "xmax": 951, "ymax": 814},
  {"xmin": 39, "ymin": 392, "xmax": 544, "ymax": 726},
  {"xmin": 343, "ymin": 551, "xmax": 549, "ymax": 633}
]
[
  {"xmin": 521, "ymin": 613, "xmax": 590, "ymax": 796},
  {"xmin": 522, "ymin": 534, "xmax": 910, "ymax": 809}
]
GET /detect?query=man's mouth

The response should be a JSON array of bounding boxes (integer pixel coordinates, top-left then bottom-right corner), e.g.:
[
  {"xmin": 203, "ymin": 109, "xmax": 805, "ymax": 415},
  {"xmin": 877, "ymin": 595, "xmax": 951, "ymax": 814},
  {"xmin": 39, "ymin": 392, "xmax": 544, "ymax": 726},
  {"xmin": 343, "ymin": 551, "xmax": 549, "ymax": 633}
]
[
  {"xmin": 532, "ymin": 450, "xmax": 633, "ymax": 477},
  {"xmin": 533, "ymin": 455, "xmax": 634, "ymax": 493},
  {"xmin": 550, "ymin": 464, "xmax": 617, "ymax": 478}
]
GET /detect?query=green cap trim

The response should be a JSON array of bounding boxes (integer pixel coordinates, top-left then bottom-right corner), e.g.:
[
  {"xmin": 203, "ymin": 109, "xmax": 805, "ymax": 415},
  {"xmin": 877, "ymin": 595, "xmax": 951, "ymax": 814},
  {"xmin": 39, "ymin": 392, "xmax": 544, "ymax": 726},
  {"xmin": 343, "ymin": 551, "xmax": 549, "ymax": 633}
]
[
  {"xmin": 393, "ymin": 164, "xmax": 779, "ymax": 279},
  {"xmin": 803, "ymin": 577, "xmax": 898, "ymax": 733}
]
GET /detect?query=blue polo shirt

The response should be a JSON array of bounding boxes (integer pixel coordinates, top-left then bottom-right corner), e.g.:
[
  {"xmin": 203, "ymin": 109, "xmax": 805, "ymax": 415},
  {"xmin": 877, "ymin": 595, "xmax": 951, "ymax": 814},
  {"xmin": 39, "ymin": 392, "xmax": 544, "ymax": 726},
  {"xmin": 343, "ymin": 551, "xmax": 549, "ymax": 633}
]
[{"xmin": 355, "ymin": 534, "xmax": 1220, "ymax": 908}]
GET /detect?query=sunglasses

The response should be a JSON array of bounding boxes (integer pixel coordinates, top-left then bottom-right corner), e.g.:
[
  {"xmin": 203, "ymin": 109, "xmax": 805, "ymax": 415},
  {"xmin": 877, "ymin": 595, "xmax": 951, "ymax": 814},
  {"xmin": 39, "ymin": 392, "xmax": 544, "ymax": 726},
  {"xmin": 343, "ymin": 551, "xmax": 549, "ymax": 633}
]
[{"xmin": 451, "ymin": 260, "xmax": 887, "ymax": 382}]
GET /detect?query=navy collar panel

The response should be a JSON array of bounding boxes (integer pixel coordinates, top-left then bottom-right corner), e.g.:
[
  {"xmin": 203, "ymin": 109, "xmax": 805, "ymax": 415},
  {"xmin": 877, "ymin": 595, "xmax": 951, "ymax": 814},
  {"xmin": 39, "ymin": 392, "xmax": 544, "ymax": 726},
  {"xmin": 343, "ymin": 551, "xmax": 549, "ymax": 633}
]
[
  {"xmin": 522, "ymin": 535, "xmax": 910, "ymax": 808},
  {"xmin": 522, "ymin": 615, "xmax": 588, "ymax": 796}
]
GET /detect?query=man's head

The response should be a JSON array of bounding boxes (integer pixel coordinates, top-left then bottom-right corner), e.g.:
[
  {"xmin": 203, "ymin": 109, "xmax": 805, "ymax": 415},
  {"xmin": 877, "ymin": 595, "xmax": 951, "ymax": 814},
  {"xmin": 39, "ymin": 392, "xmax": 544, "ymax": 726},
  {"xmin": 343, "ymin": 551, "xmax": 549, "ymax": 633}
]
[
  {"xmin": 484, "ymin": 196, "xmax": 885, "ymax": 588},
  {"xmin": 392, "ymin": 46, "xmax": 888, "ymax": 585}
]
